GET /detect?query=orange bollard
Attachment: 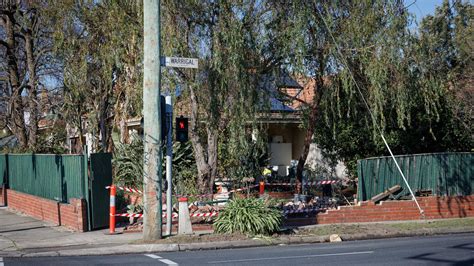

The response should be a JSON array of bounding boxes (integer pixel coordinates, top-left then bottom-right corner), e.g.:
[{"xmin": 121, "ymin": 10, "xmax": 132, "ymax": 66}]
[
  {"xmin": 259, "ymin": 181, "xmax": 265, "ymax": 196},
  {"xmin": 109, "ymin": 185, "xmax": 116, "ymax": 234}
]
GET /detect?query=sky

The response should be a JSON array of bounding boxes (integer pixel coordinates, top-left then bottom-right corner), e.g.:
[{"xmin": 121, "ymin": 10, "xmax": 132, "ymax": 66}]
[{"xmin": 406, "ymin": 0, "xmax": 445, "ymax": 22}]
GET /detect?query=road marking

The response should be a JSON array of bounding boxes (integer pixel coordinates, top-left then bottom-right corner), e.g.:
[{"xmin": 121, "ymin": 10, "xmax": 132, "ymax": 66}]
[
  {"xmin": 208, "ymin": 251, "xmax": 374, "ymax": 264},
  {"xmin": 145, "ymin": 254, "xmax": 162, "ymax": 259},
  {"xmin": 159, "ymin": 258, "xmax": 179, "ymax": 265},
  {"xmin": 144, "ymin": 254, "xmax": 178, "ymax": 265},
  {"xmin": 0, "ymin": 256, "xmax": 3, "ymax": 266}
]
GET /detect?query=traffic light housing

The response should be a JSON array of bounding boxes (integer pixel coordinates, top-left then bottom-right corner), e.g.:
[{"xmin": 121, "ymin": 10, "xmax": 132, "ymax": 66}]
[
  {"xmin": 140, "ymin": 95, "xmax": 167, "ymax": 141},
  {"xmin": 160, "ymin": 95, "xmax": 166, "ymax": 141},
  {"xmin": 176, "ymin": 116, "xmax": 188, "ymax": 142}
]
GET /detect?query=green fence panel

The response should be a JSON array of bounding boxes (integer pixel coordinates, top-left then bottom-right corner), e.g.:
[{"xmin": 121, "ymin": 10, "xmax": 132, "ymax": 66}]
[
  {"xmin": 357, "ymin": 152, "xmax": 474, "ymax": 201},
  {"xmin": 5, "ymin": 154, "xmax": 86, "ymax": 203},
  {"xmin": 89, "ymin": 153, "xmax": 113, "ymax": 230},
  {"xmin": 62, "ymin": 155, "xmax": 86, "ymax": 202},
  {"xmin": 0, "ymin": 154, "xmax": 7, "ymax": 186}
]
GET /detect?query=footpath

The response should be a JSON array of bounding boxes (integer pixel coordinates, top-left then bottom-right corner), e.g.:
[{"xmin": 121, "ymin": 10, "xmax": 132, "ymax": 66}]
[{"xmin": 1, "ymin": 207, "xmax": 473, "ymax": 258}]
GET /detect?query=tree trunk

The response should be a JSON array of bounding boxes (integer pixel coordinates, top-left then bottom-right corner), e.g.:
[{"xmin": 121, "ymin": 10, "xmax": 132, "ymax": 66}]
[
  {"xmin": 295, "ymin": 76, "xmax": 324, "ymax": 193},
  {"xmin": 207, "ymin": 128, "xmax": 218, "ymax": 194},
  {"xmin": 189, "ymin": 84, "xmax": 214, "ymax": 194},
  {"xmin": 25, "ymin": 26, "xmax": 38, "ymax": 149},
  {"xmin": 295, "ymin": 107, "xmax": 317, "ymax": 193},
  {"xmin": 2, "ymin": 10, "xmax": 28, "ymax": 148}
]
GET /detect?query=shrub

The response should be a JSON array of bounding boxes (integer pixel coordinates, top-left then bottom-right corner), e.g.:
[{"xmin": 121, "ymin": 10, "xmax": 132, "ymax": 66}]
[{"xmin": 214, "ymin": 198, "xmax": 282, "ymax": 235}]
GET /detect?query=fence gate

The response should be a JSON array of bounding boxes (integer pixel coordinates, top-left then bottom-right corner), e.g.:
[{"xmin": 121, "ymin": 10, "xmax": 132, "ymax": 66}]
[{"xmin": 89, "ymin": 153, "xmax": 113, "ymax": 230}]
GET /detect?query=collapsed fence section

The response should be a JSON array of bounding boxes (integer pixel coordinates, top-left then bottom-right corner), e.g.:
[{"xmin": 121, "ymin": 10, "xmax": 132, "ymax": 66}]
[{"xmin": 357, "ymin": 152, "xmax": 474, "ymax": 201}]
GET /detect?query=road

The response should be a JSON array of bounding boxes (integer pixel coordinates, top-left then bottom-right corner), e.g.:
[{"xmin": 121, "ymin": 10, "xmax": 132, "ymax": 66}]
[{"xmin": 3, "ymin": 233, "xmax": 474, "ymax": 266}]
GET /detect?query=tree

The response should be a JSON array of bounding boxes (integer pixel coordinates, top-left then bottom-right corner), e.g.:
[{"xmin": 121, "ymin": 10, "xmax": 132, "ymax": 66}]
[
  {"xmin": 311, "ymin": 0, "xmax": 473, "ymax": 176},
  {"xmin": 267, "ymin": 1, "xmax": 414, "ymax": 188},
  {"xmin": 0, "ymin": 1, "xmax": 58, "ymax": 150},
  {"xmin": 52, "ymin": 1, "xmax": 143, "ymax": 152},
  {"xmin": 161, "ymin": 0, "xmax": 282, "ymax": 193}
]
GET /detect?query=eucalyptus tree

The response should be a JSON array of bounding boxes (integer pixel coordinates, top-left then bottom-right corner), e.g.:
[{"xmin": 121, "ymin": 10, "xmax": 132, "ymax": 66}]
[
  {"xmin": 0, "ymin": 1, "xmax": 59, "ymax": 150},
  {"xmin": 53, "ymin": 0, "xmax": 143, "ymax": 152},
  {"xmin": 161, "ymin": 0, "xmax": 282, "ymax": 193},
  {"xmin": 270, "ymin": 1, "xmax": 452, "ymax": 184},
  {"xmin": 292, "ymin": 0, "xmax": 472, "ymax": 178}
]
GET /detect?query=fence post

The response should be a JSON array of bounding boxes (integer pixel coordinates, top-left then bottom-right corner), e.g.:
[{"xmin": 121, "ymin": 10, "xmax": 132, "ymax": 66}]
[{"xmin": 109, "ymin": 185, "xmax": 116, "ymax": 234}]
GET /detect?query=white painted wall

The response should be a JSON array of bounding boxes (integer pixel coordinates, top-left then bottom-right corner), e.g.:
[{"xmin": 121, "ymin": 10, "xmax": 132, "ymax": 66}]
[{"xmin": 305, "ymin": 143, "xmax": 347, "ymax": 179}]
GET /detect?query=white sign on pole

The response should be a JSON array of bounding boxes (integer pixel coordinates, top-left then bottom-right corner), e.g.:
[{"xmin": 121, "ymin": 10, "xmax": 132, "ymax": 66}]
[{"xmin": 163, "ymin": 57, "xmax": 198, "ymax": 69}]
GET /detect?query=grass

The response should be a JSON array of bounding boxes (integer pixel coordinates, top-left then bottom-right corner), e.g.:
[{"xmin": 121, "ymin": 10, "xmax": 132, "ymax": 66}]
[
  {"xmin": 386, "ymin": 218, "xmax": 474, "ymax": 231},
  {"xmin": 299, "ymin": 218, "xmax": 474, "ymax": 237}
]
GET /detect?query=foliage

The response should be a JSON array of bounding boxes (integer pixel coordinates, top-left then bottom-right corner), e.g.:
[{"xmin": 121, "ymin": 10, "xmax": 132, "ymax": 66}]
[
  {"xmin": 219, "ymin": 125, "xmax": 268, "ymax": 187},
  {"xmin": 53, "ymin": 1, "xmax": 143, "ymax": 152},
  {"xmin": 113, "ymin": 135, "xmax": 144, "ymax": 189},
  {"xmin": 312, "ymin": 0, "xmax": 473, "ymax": 176},
  {"xmin": 162, "ymin": 0, "xmax": 281, "ymax": 193},
  {"xmin": 0, "ymin": 1, "xmax": 61, "ymax": 150},
  {"xmin": 170, "ymin": 142, "xmax": 198, "ymax": 197},
  {"xmin": 113, "ymin": 133, "xmax": 197, "ymax": 192},
  {"xmin": 214, "ymin": 198, "xmax": 282, "ymax": 235}
]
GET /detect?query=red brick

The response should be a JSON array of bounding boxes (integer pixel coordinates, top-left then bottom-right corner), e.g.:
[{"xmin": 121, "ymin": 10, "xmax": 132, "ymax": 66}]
[{"xmin": 6, "ymin": 190, "xmax": 87, "ymax": 232}]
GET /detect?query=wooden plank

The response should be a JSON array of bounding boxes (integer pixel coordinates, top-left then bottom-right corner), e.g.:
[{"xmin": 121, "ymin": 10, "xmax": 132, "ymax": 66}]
[{"xmin": 370, "ymin": 185, "xmax": 402, "ymax": 203}]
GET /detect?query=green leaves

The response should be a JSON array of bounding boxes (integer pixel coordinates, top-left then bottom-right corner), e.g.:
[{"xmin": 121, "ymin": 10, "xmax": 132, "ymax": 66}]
[
  {"xmin": 113, "ymin": 135, "xmax": 144, "ymax": 189},
  {"xmin": 214, "ymin": 198, "xmax": 282, "ymax": 236}
]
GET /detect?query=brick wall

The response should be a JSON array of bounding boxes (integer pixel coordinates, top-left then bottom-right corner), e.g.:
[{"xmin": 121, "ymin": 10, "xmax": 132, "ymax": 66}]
[
  {"xmin": 6, "ymin": 189, "xmax": 88, "ymax": 231},
  {"xmin": 316, "ymin": 196, "xmax": 474, "ymax": 224}
]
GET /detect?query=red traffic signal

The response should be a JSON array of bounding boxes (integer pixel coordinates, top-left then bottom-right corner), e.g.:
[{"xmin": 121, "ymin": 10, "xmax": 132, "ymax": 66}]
[{"xmin": 176, "ymin": 116, "xmax": 188, "ymax": 142}]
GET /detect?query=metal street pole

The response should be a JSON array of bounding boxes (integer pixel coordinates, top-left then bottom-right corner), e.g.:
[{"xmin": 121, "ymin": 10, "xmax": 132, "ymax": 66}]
[
  {"xmin": 143, "ymin": 0, "xmax": 163, "ymax": 240},
  {"xmin": 165, "ymin": 96, "xmax": 173, "ymax": 236}
]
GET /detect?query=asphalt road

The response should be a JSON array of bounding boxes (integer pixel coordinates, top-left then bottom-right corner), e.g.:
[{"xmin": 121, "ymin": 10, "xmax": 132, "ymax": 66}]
[{"xmin": 3, "ymin": 233, "xmax": 474, "ymax": 266}]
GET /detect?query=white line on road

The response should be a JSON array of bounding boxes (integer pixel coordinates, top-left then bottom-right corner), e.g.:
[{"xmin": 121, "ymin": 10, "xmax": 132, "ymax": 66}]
[
  {"xmin": 208, "ymin": 250, "xmax": 374, "ymax": 264},
  {"xmin": 145, "ymin": 254, "xmax": 162, "ymax": 259},
  {"xmin": 144, "ymin": 254, "xmax": 178, "ymax": 265},
  {"xmin": 159, "ymin": 258, "xmax": 179, "ymax": 265},
  {"xmin": 0, "ymin": 256, "xmax": 3, "ymax": 266}
]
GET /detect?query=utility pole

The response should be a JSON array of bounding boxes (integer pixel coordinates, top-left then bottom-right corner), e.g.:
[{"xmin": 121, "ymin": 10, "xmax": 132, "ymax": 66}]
[{"xmin": 143, "ymin": 0, "xmax": 163, "ymax": 240}]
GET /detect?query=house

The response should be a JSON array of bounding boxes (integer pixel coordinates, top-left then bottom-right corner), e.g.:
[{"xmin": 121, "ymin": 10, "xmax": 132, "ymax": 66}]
[
  {"xmin": 93, "ymin": 73, "xmax": 348, "ymax": 180},
  {"xmin": 261, "ymin": 73, "xmax": 346, "ymax": 179}
]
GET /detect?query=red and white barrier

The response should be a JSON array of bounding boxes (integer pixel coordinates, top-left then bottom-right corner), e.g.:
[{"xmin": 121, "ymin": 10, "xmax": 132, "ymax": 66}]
[
  {"xmin": 266, "ymin": 180, "xmax": 339, "ymax": 186},
  {"xmin": 176, "ymin": 184, "xmax": 259, "ymax": 198},
  {"xmin": 106, "ymin": 186, "xmax": 142, "ymax": 194},
  {"xmin": 113, "ymin": 212, "xmax": 218, "ymax": 219}
]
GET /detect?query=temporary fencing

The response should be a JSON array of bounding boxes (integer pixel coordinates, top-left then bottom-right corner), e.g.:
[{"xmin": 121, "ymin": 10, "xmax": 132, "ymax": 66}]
[
  {"xmin": 175, "ymin": 184, "xmax": 259, "ymax": 198},
  {"xmin": 265, "ymin": 180, "xmax": 339, "ymax": 186},
  {"xmin": 106, "ymin": 185, "xmax": 142, "ymax": 194},
  {"xmin": 113, "ymin": 212, "xmax": 218, "ymax": 219},
  {"xmin": 106, "ymin": 182, "xmax": 335, "ymax": 234},
  {"xmin": 106, "ymin": 185, "xmax": 222, "ymax": 233}
]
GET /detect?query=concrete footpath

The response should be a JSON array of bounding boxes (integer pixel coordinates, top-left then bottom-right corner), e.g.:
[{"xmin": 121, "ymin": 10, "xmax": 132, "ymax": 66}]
[{"xmin": 1, "ymin": 207, "xmax": 473, "ymax": 258}]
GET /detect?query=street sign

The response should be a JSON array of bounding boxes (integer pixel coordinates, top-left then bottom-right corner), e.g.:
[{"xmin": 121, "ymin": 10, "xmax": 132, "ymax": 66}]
[{"xmin": 162, "ymin": 57, "xmax": 198, "ymax": 69}]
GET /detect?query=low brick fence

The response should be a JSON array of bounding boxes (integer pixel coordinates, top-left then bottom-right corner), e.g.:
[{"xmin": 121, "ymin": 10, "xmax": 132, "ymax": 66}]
[
  {"xmin": 284, "ymin": 196, "xmax": 474, "ymax": 227},
  {"xmin": 316, "ymin": 196, "xmax": 474, "ymax": 224},
  {"xmin": 5, "ymin": 189, "xmax": 88, "ymax": 231}
]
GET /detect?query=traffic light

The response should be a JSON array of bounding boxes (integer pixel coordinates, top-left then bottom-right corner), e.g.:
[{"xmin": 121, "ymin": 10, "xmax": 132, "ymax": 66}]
[
  {"xmin": 160, "ymin": 95, "xmax": 166, "ymax": 141},
  {"xmin": 140, "ymin": 95, "xmax": 167, "ymax": 141},
  {"xmin": 175, "ymin": 116, "xmax": 188, "ymax": 142}
]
